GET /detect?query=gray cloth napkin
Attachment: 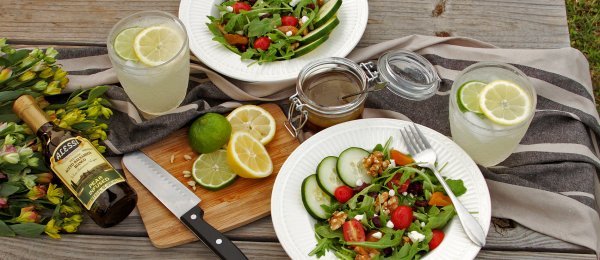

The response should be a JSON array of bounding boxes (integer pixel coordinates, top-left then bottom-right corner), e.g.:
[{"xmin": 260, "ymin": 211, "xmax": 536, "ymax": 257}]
[{"xmin": 56, "ymin": 35, "xmax": 600, "ymax": 255}]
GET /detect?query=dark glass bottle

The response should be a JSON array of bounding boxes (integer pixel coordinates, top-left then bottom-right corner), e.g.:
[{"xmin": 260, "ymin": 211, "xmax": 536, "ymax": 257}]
[{"xmin": 13, "ymin": 95, "xmax": 137, "ymax": 228}]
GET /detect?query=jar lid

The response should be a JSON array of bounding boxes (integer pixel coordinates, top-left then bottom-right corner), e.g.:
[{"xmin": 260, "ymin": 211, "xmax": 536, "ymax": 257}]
[{"xmin": 376, "ymin": 50, "xmax": 440, "ymax": 101}]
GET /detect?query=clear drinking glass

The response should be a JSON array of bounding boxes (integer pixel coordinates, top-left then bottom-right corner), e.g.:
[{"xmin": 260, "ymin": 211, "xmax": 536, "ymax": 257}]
[
  {"xmin": 107, "ymin": 11, "xmax": 190, "ymax": 118},
  {"xmin": 449, "ymin": 62, "xmax": 537, "ymax": 167}
]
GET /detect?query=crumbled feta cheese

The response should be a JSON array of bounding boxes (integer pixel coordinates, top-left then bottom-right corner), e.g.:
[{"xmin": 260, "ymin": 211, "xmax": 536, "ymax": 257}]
[
  {"xmin": 373, "ymin": 214, "xmax": 378, "ymax": 217},
  {"xmin": 407, "ymin": 231, "xmax": 426, "ymax": 243},
  {"xmin": 226, "ymin": 6, "xmax": 234, "ymax": 12},
  {"xmin": 421, "ymin": 222, "xmax": 426, "ymax": 227},
  {"xmin": 285, "ymin": 31, "xmax": 293, "ymax": 36},
  {"xmin": 354, "ymin": 214, "xmax": 364, "ymax": 221},
  {"xmin": 235, "ymin": 30, "xmax": 244, "ymax": 35},
  {"xmin": 301, "ymin": 16, "xmax": 309, "ymax": 24},
  {"xmin": 355, "ymin": 179, "xmax": 364, "ymax": 187},
  {"xmin": 289, "ymin": 0, "xmax": 301, "ymax": 7},
  {"xmin": 389, "ymin": 189, "xmax": 396, "ymax": 197},
  {"xmin": 402, "ymin": 191, "xmax": 408, "ymax": 196},
  {"xmin": 386, "ymin": 220, "xmax": 394, "ymax": 228},
  {"xmin": 372, "ymin": 231, "xmax": 382, "ymax": 239},
  {"xmin": 409, "ymin": 193, "xmax": 414, "ymax": 198},
  {"xmin": 389, "ymin": 159, "xmax": 396, "ymax": 168}
]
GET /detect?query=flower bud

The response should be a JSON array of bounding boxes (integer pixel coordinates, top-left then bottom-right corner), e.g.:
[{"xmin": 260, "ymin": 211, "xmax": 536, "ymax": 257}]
[
  {"xmin": 46, "ymin": 184, "xmax": 64, "ymax": 204},
  {"xmin": 45, "ymin": 47, "xmax": 58, "ymax": 59},
  {"xmin": 27, "ymin": 157, "xmax": 39, "ymax": 167},
  {"xmin": 101, "ymin": 107, "xmax": 113, "ymax": 119},
  {"xmin": 4, "ymin": 134, "xmax": 15, "ymax": 145},
  {"xmin": 2, "ymin": 153, "xmax": 20, "ymax": 164},
  {"xmin": 30, "ymin": 61, "xmax": 47, "ymax": 72},
  {"xmin": 53, "ymin": 68, "xmax": 67, "ymax": 81},
  {"xmin": 43, "ymin": 81, "xmax": 61, "ymax": 95},
  {"xmin": 27, "ymin": 185, "xmax": 47, "ymax": 200},
  {"xmin": 35, "ymin": 172, "xmax": 53, "ymax": 184},
  {"xmin": 18, "ymin": 71, "xmax": 36, "ymax": 82},
  {"xmin": 18, "ymin": 147, "xmax": 33, "ymax": 157},
  {"xmin": 85, "ymin": 105, "xmax": 101, "ymax": 118},
  {"xmin": 39, "ymin": 68, "xmax": 53, "ymax": 79},
  {"xmin": 60, "ymin": 76, "xmax": 69, "ymax": 88},
  {"xmin": 31, "ymin": 80, "xmax": 48, "ymax": 91},
  {"xmin": 62, "ymin": 215, "xmax": 83, "ymax": 233},
  {"xmin": 44, "ymin": 218, "xmax": 61, "ymax": 239},
  {"xmin": 20, "ymin": 56, "xmax": 37, "ymax": 68},
  {"xmin": 0, "ymin": 68, "xmax": 12, "ymax": 83},
  {"xmin": 0, "ymin": 197, "xmax": 8, "ymax": 209},
  {"xmin": 14, "ymin": 206, "xmax": 41, "ymax": 223}
]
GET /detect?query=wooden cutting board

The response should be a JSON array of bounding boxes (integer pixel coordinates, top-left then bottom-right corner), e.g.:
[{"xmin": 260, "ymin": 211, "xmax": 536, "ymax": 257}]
[{"xmin": 122, "ymin": 103, "xmax": 299, "ymax": 248}]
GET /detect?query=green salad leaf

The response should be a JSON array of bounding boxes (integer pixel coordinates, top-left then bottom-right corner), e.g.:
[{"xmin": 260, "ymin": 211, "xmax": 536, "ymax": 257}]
[{"xmin": 446, "ymin": 179, "xmax": 467, "ymax": 196}]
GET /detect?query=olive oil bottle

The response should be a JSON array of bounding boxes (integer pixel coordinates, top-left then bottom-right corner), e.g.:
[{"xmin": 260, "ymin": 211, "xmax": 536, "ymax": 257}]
[{"xmin": 13, "ymin": 95, "xmax": 137, "ymax": 228}]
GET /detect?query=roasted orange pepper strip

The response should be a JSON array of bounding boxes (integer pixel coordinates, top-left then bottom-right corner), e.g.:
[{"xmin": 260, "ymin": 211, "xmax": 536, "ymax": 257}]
[
  {"xmin": 428, "ymin": 191, "xmax": 452, "ymax": 207},
  {"xmin": 390, "ymin": 149, "xmax": 414, "ymax": 166}
]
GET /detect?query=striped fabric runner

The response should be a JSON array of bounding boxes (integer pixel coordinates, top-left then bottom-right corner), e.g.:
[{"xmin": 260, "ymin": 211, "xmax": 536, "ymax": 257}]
[{"xmin": 56, "ymin": 35, "xmax": 599, "ymax": 254}]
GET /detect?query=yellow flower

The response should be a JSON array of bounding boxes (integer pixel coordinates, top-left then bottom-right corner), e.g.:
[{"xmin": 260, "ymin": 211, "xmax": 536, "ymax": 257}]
[
  {"xmin": 61, "ymin": 215, "xmax": 83, "ymax": 233},
  {"xmin": 26, "ymin": 185, "xmax": 47, "ymax": 200},
  {"xmin": 46, "ymin": 183, "xmax": 64, "ymax": 205},
  {"xmin": 44, "ymin": 219, "xmax": 61, "ymax": 239},
  {"xmin": 43, "ymin": 81, "xmax": 62, "ymax": 95}
]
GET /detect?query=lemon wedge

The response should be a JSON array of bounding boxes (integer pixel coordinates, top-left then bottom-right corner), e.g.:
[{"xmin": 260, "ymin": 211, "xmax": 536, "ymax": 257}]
[
  {"xmin": 226, "ymin": 131, "xmax": 273, "ymax": 178},
  {"xmin": 226, "ymin": 105, "xmax": 276, "ymax": 145}
]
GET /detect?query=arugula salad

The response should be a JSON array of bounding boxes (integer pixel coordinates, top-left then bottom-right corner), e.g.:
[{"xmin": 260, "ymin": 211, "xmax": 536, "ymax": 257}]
[
  {"xmin": 301, "ymin": 138, "xmax": 468, "ymax": 260},
  {"xmin": 206, "ymin": 0, "xmax": 341, "ymax": 64}
]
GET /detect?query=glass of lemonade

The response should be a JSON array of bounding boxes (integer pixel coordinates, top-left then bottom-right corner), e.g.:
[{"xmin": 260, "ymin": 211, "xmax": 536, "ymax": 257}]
[
  {"xmin": 449, "ymin": 62, "xmax": 536, "ymax": 167},
  {"xmin": 107, "ymin": 11, "xmax": 190, "ymax": 118}
]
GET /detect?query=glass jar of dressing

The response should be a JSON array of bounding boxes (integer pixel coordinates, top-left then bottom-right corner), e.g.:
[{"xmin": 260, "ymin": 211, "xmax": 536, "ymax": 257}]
[{"xmin": 286, "ymin": 50, "xmax": 440, "ymax": 138}]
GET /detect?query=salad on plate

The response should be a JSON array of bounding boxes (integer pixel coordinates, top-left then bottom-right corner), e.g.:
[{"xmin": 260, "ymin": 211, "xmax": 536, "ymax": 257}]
[
  {"xmin": 206, "ymin": 0, "xmax": 342, "ymax": 64},
  {"xmin": 301, "ymin": 138, "xmax": 468, "ymax": 260}
]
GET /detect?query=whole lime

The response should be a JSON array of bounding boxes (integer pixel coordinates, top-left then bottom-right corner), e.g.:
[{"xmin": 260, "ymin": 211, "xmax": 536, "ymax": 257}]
[{"xmin": 188, "ymin": 113, "xmax": 232, "ymax": 154}]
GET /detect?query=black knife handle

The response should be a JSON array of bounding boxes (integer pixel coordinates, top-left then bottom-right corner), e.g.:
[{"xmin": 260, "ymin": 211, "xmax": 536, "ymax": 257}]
[{"xmin": 181, "ymin": 207, "xmax": 248, "ymax": 260}]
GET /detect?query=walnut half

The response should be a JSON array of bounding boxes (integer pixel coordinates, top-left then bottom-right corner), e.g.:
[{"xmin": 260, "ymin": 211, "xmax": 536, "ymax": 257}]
[{"xmin": 328, "ymin": 211, "xmax": 347, "ymax": 230}]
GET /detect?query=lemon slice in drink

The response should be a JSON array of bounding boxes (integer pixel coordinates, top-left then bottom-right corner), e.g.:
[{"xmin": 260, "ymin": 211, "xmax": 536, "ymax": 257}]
[
  {"xmin": 457, "ymin": 81, "xmax": 486, "ymax": 113},
  {"xmin": 192, "ymin": 150, "xmax": 237, "ymax": 190},
  {"xmin": 227, "ymin": 131, "xmax": 273, "ymax": 178},
  {"xmin": 133, "ymin": 25, "xmax": 183, "ymax": 66},
  {"xmin": 226, "ymin": 105, "xmax": 276, "ymax": 145},
  {"xmin": 114, "ymin": 27, "xmax": 143, "ymax": 61},
  {"xmin": 479, "ymin": 80, "xmax": 532, "ymax": 126}
]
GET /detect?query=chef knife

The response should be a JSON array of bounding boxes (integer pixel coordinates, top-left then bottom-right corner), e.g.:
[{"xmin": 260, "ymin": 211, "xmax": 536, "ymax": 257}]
[{"xmin": 122, "ymin": 151, "xmax": 247, "ymax": 260}]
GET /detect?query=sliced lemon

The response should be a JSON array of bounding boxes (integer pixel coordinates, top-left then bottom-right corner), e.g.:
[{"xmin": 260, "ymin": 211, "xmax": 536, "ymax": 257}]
[
  {"xmin": 226, "ymin": 131, "xmax": 273, "ymax": 178},
  {"xmin": 457, "ymin": 81, "xmax": 486, "ymax": 113},
  {"xmin": 226, "ymin": 105, "xmax": 276, "ymax": 145},
  {"xmin": 133, "ymin": 25, "xmax": 183, "ymax": 66},
  {"xmin": 114, "ymin": 27, "xmax": 143, "ymax": 61},
  {"xmin": 192, "ymin": 150, "xmax": 237, "ymax": 190},
  {"xmin": 479, "ymin": 80, "xmax": 533, "ymax": 126}
]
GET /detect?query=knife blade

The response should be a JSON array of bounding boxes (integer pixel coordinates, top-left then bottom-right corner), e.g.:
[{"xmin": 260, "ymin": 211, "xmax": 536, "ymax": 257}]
[{"xmin": 123, "ymin": 151, "xmax": 247, "ymax": 260}]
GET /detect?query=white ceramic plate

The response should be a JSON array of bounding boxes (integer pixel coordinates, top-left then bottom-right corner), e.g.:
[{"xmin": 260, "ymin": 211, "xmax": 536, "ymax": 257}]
[
  {"xmin": 179, "ymin": 0, "xmax": 369, "ymax": 83},
  {"xmin": 271, "ymin": 118, "xmax": 491, "ymax": 259}
]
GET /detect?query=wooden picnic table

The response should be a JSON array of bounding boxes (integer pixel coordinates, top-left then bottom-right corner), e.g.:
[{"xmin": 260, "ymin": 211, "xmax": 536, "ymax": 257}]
[{"xmin": 0, "ymin": 0, "xmax": 596, "ymax": 259}]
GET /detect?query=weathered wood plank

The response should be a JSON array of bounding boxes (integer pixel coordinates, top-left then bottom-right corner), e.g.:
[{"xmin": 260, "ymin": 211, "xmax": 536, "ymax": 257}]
[
  {"xmin": 0, "ymin": 0, "xmax": 569, "ymax": 48},
  {"xmin": 0, "ymin": 234, "xmax": 595, "ymax": 259},
  {"xmin": 0, "ymin": 235, "xmax": 288, "ymax": 259},
  {"xmin": 476, "ymin": 251, "xmax": 597, "ymax": 260}
]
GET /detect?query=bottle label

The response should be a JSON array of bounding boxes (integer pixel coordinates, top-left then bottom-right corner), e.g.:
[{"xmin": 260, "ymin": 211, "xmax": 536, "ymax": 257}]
[{"xmin": 50, "ymin": 136, "xmax": 125, "ymax": 210}]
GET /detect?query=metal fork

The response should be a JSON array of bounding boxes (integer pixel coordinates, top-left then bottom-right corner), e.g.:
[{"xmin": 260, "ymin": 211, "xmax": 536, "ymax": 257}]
[{"xmin": 400, "ymin": 123, "xmax": 486, "ymax": 247}]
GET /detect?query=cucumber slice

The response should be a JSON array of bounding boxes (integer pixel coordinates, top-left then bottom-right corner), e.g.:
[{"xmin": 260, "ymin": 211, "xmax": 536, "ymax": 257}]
[
  {"xmin": 313, "ymin": 0, "xmax": 342, "ymax": 28},
  {"xmin": 301, "ymin": 174, "xmax": 332, "ymax": 220},
  {"xmin": 293, "ymin": 35, "xmax": 329, "ymax": 58},
  {"xmin": 336, "ymin": 147, "xmax": 371, "ymax": 187},
  {"xmin": 316, "ymin": 156, "xmax": 345, "ymax": 196},
  {"xmin": 300, "ymin": 17, "xmax": 339, "ymax": 44}
]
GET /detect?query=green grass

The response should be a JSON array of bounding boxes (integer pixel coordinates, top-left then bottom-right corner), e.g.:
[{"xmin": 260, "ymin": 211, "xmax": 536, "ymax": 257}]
[{"xmin": 565, "ymin": 0, "xmax": 599, "ymax": 110}]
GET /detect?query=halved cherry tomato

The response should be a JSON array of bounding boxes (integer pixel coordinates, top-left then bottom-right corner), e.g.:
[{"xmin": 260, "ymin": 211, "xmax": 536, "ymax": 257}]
[
  {"xmin": 429, "ymin": 229, "xmax": 445, "ymax": 250},
  {"xmin": 342, "ymin": 219, "xmax": 366, "ymax": 242},
  {"xmin": 232, "ymin": 2, "xmax": 252, "ymax": 13},
  {"xmin": 391, "ymin": 205, "xmax": 413, "ymax": 230},
  {"xmin": 253, "ymin": 36, "xmax": 271, "ymax": 51},
  {"xmin": 390, "ymin": 149, "xmax": 414, "ymax": 166},
  {"xmin": 386, "ymin": 174, "xmax": 410, "ymax": 193},
  {"xmin": 334, "ymin": 186, "xmax": 354, "ymax": 203},
  {"xmin": 281, "ymin": 16, "xmax": 299, "ymax": 27},
  {"xmin": 428, "ymin": 191, "xmax": 451, "ymax": 207}
]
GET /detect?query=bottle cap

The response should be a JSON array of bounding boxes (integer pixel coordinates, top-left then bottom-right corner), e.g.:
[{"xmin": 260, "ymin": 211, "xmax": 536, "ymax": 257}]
[{"xmin": 12, "ymin": 95, "xmax": 50, "ymax": 132}]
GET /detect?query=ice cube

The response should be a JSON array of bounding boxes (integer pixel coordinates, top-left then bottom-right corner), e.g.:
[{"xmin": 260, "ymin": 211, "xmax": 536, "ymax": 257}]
[{"xmin": 463, "ymin": 112, "xmax": 493, "ymax": 129}]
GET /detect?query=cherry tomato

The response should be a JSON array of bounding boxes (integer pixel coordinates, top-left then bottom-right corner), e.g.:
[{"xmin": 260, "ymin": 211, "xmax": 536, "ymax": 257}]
[
  {"xmin": 390, "ymin": 149, "xmax": 414, "ymax": 166},
  {"xmin": 342, "ymin": 219, "xmax": 366, "ymax": 242},
  {"xmin": 391, "ymin": 205, "xmax": 413, "ymax": 230},
  {"xmin": 429, "ymin": 229, "xmax": 445, "ymax": 250},
  {"xmin": 281, "ymin": 16, "xmax": 299, "ymax": 27},
  {"xmin": 232, "ymin": 2, "xmax": 252, "ymax": 13},
  {"xmin": 386, "ymin": 174, "xmax": 410, "ymax": 193},
  {"xmin": 334, "ymin": 186, "xmax": 354, "ymax": 203},
  {"xmin": 253, "ymin": 36, "xmax": 271, "ymax": 51}
]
